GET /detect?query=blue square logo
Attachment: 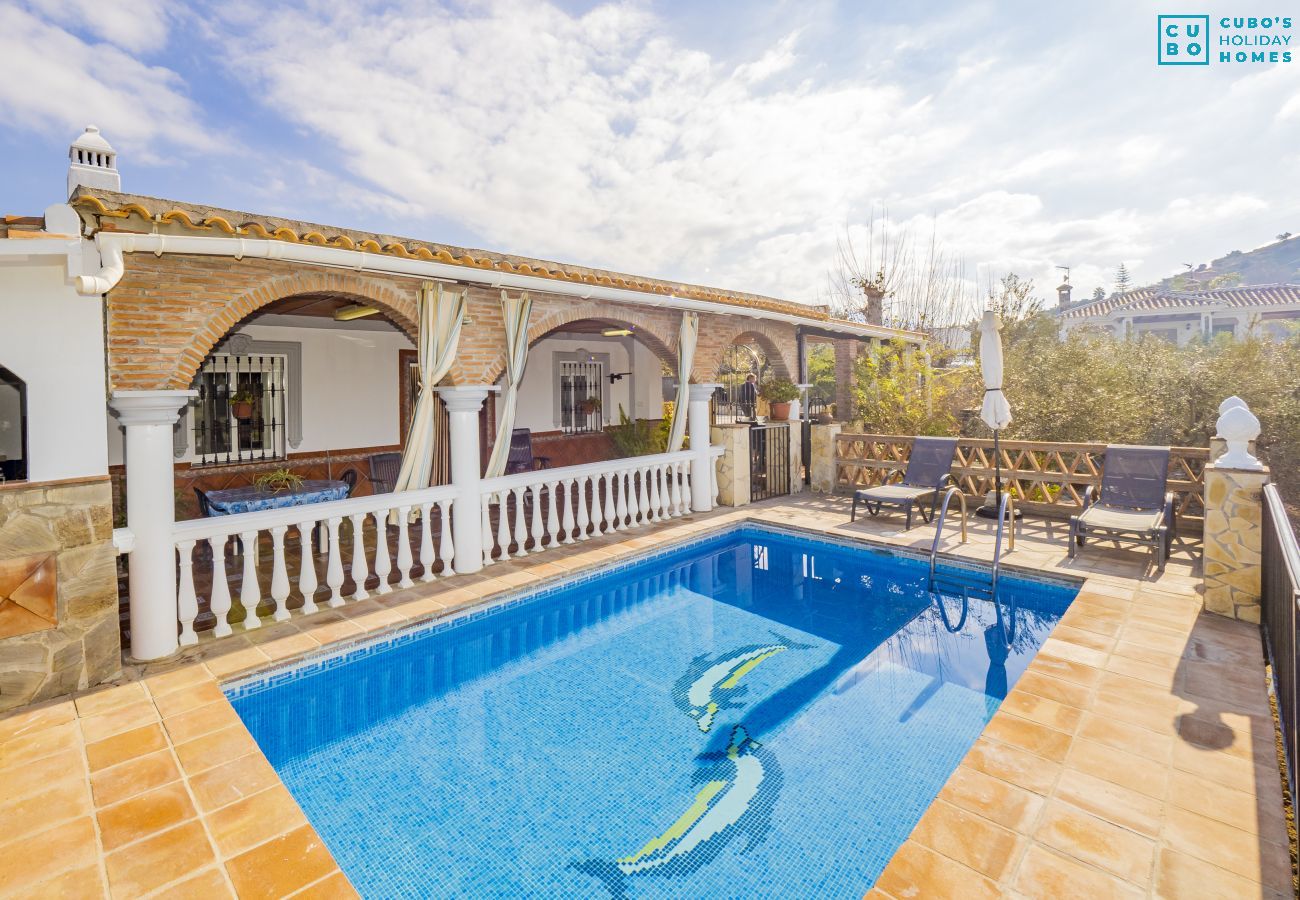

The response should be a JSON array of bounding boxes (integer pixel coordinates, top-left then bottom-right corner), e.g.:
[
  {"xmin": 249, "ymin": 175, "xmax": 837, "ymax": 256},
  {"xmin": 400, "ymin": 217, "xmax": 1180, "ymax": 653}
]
[{"xmin": 1158, "ymin": 15, "xmax": 1210, "ymax": 65}]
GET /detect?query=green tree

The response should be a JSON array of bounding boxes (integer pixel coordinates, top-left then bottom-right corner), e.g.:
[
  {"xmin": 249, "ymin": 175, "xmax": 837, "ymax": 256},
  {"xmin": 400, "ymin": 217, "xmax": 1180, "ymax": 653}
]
[
  {"xmin": 851, "ymin": 339, "xmax": 976, "ymax": 435},
  {"xmin": 1091, "ymin": 286, "xmax": 1106, "ymax": 301},
  {"xmin": 1114, "ymin": 262, "xmax": 1132, "ymax": 295},
  {"xmin": 1207, "ymin": 272, "xmax": 1243, "ymax": 289}
]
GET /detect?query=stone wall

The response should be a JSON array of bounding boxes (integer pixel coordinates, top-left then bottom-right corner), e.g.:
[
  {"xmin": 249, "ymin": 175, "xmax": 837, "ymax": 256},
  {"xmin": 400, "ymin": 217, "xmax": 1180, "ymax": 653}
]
[
  {"xmin": 0, "ymin": 477, "xmax": 120, "ymax": 711},
  {"xmin": 711, "ymin": 425, "xmax": 751, "ymax": 506},
  {"xmin": 1202, "ymin": 464, "xmax": 1268, "ymax": 622}
]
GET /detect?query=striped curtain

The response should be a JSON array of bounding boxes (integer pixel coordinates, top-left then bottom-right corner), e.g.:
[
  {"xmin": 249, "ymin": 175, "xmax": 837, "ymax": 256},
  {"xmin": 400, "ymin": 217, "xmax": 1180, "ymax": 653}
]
[
  {"xmin": 484, "ymin": 290, "xmax": 533, "ymax": 477},
  {"xmin": 394, "ymin": 283, "xmax": 465, "ymax": 492},
  {"xmin": 666, "ymin": 312, "xmax": 698, "ymax": 452}
]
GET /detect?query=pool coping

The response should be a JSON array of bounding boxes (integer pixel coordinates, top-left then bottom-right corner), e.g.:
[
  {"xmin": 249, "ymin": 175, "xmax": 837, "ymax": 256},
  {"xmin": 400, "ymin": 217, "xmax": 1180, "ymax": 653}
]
[{"xmin": 0, "ymin": 499, "xmax": 1290, "ymax": 898}]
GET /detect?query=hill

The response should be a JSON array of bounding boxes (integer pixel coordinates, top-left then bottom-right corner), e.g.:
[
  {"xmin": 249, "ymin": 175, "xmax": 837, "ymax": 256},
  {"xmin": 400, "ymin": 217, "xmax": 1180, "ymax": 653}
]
[{"xmin": 1154, "ymin": 233, "xmax": 1300, "ymax": 290}]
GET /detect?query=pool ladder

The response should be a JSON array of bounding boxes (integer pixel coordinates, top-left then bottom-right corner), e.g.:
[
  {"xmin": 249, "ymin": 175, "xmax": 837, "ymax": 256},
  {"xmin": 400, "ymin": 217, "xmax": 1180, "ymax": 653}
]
[{"xmin": 927, "ymin": 488, "xmax": 1017, "ymax": 596}]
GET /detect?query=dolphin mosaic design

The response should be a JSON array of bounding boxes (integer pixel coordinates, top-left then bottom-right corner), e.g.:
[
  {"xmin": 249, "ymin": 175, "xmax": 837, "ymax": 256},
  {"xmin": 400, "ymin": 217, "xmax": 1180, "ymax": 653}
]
[
  {"xmin": 671, "ymin": 632, "xmax": 812, "ymax": 733},
  {"xmin": 572, "ymin": 725, "xmax": 783, "ymax": 897}
]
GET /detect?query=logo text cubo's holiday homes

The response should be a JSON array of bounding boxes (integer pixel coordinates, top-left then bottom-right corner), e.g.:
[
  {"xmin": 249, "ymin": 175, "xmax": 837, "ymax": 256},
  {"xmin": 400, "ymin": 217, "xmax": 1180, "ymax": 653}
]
[{"xmin": 1158, "ymin": 14, "xmax": 1292, "ymax": 66}]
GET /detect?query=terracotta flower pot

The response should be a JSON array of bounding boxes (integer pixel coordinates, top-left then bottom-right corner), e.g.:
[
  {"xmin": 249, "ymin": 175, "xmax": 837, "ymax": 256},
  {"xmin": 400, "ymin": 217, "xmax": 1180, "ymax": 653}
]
[
  {"xmin": 230, "ymin": 401, "xmax": 254, "ymax": 420},
  {"xmin": 770, "ymin": 401, "xmax": 791, "ymax": 421}
]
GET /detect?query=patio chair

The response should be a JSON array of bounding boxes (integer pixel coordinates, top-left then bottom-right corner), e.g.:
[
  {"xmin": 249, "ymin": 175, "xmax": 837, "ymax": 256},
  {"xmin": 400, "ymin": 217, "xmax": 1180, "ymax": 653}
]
[
  {"xmin": 368, "ymin": 452, "xmax": 402, "ymax": 494},
  {"xmin": 193, "ymin": 487, "xmax": 214, "ymax": 518},
  {"xmin": 504, "ymin": 428, "xmax": 551, "ymax": 475},
  {"xmin": 1069, "ymin": 444, "xmax": 1175, "ymax": 572},
  {"xmin": 340, "ymin": 468, "xmax": 358, "ymax": 497},
  {"xmin": 850, "ymin": 436, "xmax": 958, "ymax": 529}
]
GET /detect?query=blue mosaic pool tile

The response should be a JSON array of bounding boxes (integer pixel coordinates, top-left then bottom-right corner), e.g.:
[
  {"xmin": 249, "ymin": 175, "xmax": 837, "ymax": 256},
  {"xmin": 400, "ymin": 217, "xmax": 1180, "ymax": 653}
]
[{"xmin": 229, "ymin": 523, "xmax": 1076, "ymax": 897}]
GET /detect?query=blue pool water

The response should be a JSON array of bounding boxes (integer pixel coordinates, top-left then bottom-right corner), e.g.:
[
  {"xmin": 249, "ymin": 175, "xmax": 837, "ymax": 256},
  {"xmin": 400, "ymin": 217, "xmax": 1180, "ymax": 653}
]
[{"xmin": 229, "ymin": 525, "xmax": 1077, "ymax": 898}]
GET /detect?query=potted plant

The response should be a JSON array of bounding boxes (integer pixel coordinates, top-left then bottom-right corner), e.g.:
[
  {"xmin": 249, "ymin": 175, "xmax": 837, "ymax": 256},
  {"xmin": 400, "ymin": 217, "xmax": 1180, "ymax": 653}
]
[
  {"xmin": 758, "ymin": 379, "xmax": 800, "ymax": 421},
  {"xmin": 229, "ymin": 388, "xmax": 257, "ymax": 421},
  {"xmin": 253, "ymin": 468, "xmax": 304, "ymax": 493},
  {"xmin": 579, "ymin": 394, "xmax": 602, "ymax": 416}
]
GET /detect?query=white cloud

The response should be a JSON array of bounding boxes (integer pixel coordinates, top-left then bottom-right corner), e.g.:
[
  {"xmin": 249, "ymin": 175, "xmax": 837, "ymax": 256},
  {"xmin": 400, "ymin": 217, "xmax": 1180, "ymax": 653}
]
[
  {"xmin": 0, "ymin": 4, "xmax": 213, "ymax": 159},
  {"xmin": 24, "ymin": 0, "xmax": 170, "ymax": 52}
]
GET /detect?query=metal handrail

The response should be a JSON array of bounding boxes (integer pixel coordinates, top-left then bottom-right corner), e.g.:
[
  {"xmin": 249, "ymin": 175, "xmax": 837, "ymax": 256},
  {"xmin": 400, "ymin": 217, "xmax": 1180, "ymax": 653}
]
[
  {"xmin": 990, "ymin": 492, "xmax": 1017, "ymax": 597},
  {"xmin": 928, "ymin": 487, "xmax": 968, "ymax": 584}
]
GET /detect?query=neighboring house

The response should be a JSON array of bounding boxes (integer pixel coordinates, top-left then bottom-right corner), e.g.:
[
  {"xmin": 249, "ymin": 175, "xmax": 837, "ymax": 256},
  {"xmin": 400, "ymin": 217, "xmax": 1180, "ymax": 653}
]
[
  {"xmin": 1054, "ymin": 280, "xmax": 1300, "ymax": 345},
  {"xmin": 0, "ymin": 127, "xmax": 921, "ymax": 708}
]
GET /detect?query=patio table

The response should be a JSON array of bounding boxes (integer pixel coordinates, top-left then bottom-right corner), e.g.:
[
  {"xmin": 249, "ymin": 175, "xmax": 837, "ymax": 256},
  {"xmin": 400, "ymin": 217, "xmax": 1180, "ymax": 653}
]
[{"xmin": 206, "ymin": 479, "xmax": 349, "ymax": 516}]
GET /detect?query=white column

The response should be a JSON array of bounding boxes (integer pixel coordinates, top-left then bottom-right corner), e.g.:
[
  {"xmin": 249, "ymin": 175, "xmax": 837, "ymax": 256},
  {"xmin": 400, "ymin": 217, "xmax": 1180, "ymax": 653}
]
[
  {"xmin": 111, "ymin": 389, "xmax": 196, "ymax": 661},
  {"xmin": 688, "ymin": 383, "xmax": 720, "ymax": 513},
  {"xmin": 438, "ymin": 386, "xmax": 492, "ymax": 574}
]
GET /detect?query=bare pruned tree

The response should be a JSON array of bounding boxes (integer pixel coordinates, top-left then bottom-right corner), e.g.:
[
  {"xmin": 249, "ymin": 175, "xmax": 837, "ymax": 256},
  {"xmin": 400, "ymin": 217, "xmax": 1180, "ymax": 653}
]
[{"xmin": 827, "ymin": 209, "xmax": 981, "ymax": 335}]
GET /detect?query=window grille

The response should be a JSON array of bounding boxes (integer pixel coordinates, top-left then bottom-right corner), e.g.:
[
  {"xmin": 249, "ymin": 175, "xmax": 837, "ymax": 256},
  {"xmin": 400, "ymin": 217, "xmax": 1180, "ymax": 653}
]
[
  {"xmin": 559, "ymin": 359, "xmax": 604, "ymax": 433},
  {"xmin": 193, "ymin": 354, "xmax": 287, "ymax": 465}
]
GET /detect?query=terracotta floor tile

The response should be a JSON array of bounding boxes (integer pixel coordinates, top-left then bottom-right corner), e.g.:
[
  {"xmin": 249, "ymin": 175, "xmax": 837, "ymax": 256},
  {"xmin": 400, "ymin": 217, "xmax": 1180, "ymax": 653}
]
[
  {"xmin": 937, "ymin": 765, "xmax": 1043, "ymax": 832},
  {"xmin": 298, "ymin": 613, "xmax": 364, "ymax": 645},
  {"xmin": 0, "ymin": 815, "xmax": 99, "ymax": 895},
  {"xmin": 1105, "ymin": 653, "xmax": 1181, "ymax": 689},
  {"xmin": 163, "ymin": 698, "xmax": 244, "ymax": 745},
  {"xmin": 1001, "ymin": 690, "xmax": 1084, "ymax": 733},
  {"xmin": 983, "ymin": 713, "xmax": 1073, "ymax": 763},
  {"xmin": 1154, "ymin": 847, "xmax": 1287, "ymax": 900},
  {"xmin": 104, "ymin": 820, "xmax": 217, "ymax": 899},
  {"xmin": 187, "ymin": 751, "xmax": 281, "ymax": 813},
  {"xmin": 908, "ymin": 799, "xmax": 1021, "ymax": 881},
  {"xmin": 1176, "ymin": 711, "xmax": 1273, "ymax": 762},
  {"xmin": 86, "ymin": 723, "xmax": 169, "ymax": 772},
  {"xmin": 173, "ymin": 724, "xmax": 259, "ymax": 775},
  {"xmin": 97, "ymin": 780, "xmax": 198, "ymax": 851},
  {"xmin": 1014, "ymin": 843, "xmax": 1144, "ymax": 899},
  {"xmin": 962, "ymin": 736, "xmax": 1062, "ymax": 795},
  {"xmin": 152, "ymin": 681, "xmax": 228, "ymax": 719},
  {"xmin": 1172, "ymin": 741, "xmax": 1274, "ymax": 793},
  {"xmin": 21, "ymin": 864, "xmax": 106, "ymax": 900},
  {"xmin": 251, "ymin": 630, "xmax": 321, "ymax": 662},
  {"xmin": 2, "ymin": 748, "xmax": 86, "ymax": 803},
  {"xmin": 1162, "ymin": 806, "xmax": 1292, "ymax": 889},
  {"xmin": 79, "ymin": 698, "xmax": 161, "ymax": 745},
  {"xmin": 1052, "ymin": 768, "xmax": 1163, "ymax": 838},
  {"xmin": 74, "ymin": 681, "xmax": 148, "ymax": 718},
  {"xmin": 285, "ymin": 869, "xmax": 357, "ymax": 899},
  {"xmin": 1111, "ymin": 637, "xmax": 1183, "ymax": 670},
  {"xmin": 143, "ymin": 665, "xmax": 213, "ymax": 699},
  {"xmin": 207, "ymin": 784, "xmax": 311, "ymax": 858},
  {"xmin": 1169, "ymin": 770, "xmax": 1288, "ymax": 844},
  {"xmin": 874, "ymin": 840, "xmax": 1000, "ymax": 900},
  {"xmin": 225, "ymin": 825, "xmax": 339, "ymax": 900},
  {"xmin": 1027, "ymin": 653, "xmax": 1102, "ymax": 688},
  {"xmin": 1076, "ymin": 713, "xmax": 1172, "ymax": 760},
  {"xmin": 0, "ymin": 719, "xmax": 81, "ymax": 766},
  {"xmin": 1035, "ymin": 799, "xmax": 1155, "ymax": 887},
  {"xmin": 1050, "ymin": 623, "xmax": 1116, "ymax": 654},
  {"xmin": 1088, "ymin": 693, "xmax": 1180, "ymax": 737},
  {"xmin": 1065, "ymin": 738, "xmax": 1170, "ymax": 799},
  {"xmin": 1015, "ymin": 670, "xmax": 1091, "ymax": 709},
  {"xmin": 0, "ymin": 778, "xmax": 93, "ymax": 847},
  {"xmin": 0, "ymin": 698, "xmax": 76, "ymax": 743},
  {"xmin": 90, "ymin": 749, "xmax": 182, "ymax": 808},
  {"xmin": 202, "ymin": 645, "xmax": 272, "ymax": 680},
  {"xmin": 152, "ymin": 867, "xmax": 236, "ymax": 899}
]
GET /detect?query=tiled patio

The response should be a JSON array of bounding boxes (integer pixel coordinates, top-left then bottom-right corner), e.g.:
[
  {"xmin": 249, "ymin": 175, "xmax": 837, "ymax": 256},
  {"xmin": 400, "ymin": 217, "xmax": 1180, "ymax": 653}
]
[{"xmin": 1, "ymin": 494, "xmax": 1292, "ymax": 898}]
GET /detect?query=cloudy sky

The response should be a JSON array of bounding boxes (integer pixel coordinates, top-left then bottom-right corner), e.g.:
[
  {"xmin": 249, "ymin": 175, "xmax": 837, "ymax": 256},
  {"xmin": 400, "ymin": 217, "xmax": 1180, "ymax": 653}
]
[{"xmin": 1, "ymin": 0, "xmax": 1297, "ymax": 305}]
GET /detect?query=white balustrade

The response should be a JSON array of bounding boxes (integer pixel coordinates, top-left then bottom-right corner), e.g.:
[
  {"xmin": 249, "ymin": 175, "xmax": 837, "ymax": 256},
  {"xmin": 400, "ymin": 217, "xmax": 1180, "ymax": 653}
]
[
  {"xmin": 478, "ymin": 450, "xmax": 699, "ymax": 562},
  {"xmin": 167, "ymin": 446, "xmax": 721, "ymax": 645},
  {"xmin": 171, "ymin": 485, "xmax": 458, "ymax": 643}
]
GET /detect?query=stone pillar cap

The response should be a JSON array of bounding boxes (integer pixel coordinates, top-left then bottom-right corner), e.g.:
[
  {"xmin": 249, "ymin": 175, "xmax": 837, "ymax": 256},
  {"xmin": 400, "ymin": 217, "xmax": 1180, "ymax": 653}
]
[{"xmin": 110, "ymin": 390, "xmax": 197, "ymax": 426}]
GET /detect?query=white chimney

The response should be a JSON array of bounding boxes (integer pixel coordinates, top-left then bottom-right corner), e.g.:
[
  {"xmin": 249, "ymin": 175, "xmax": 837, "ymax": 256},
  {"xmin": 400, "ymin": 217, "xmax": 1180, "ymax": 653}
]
[{"xmin": 67, "ymin": 125, "xmax": 120, "ymax": 196}]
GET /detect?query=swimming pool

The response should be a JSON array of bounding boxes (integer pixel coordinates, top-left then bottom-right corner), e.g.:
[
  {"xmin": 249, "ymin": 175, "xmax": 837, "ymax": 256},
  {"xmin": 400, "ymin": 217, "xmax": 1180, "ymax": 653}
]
[{"xmin": 228, "ymin": 524, "xmax": 1077, "ymax": 898}]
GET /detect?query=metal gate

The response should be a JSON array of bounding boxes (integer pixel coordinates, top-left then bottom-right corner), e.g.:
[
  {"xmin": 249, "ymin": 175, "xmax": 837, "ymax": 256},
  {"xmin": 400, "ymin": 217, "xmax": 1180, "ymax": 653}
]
[{"xmin": 750, "ymin": 423, "xmax": 790, "ymax": 501}]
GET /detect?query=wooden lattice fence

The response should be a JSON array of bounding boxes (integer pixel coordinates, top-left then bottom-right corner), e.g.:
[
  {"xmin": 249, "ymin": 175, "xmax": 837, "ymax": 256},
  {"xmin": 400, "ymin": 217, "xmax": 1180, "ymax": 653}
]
[{"xmin": 834, "ymin": 434, "xmax": 1208, "ymax": 533}]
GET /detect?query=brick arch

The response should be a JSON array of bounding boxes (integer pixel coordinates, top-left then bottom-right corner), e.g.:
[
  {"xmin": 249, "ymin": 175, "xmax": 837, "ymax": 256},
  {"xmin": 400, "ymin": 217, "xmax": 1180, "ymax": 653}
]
[
  {"xmin": 477, "ymin": 300, "xmax": 678, "ymax": 385},
  {"xmin": 164, "ymin": 271, "xmax": 420, "ymax": 389},
  {"xmin": 696, "ymin": 320, "xmax": 796, "ymax": 383}
]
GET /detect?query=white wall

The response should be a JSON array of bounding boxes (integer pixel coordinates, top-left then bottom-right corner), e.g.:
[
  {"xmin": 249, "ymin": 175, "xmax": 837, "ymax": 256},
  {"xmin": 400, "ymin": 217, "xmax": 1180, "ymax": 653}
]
[
  {"xmin": 0, "ymin": 257, "xmax": 109, "ymax": 481},
  {"xmin": 502, "ymin": 334, "xmax": 668, "ymax": 433},
  {"xmin": 106, "ymin": 318, "xmax": 414, "ymax": 465}
]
